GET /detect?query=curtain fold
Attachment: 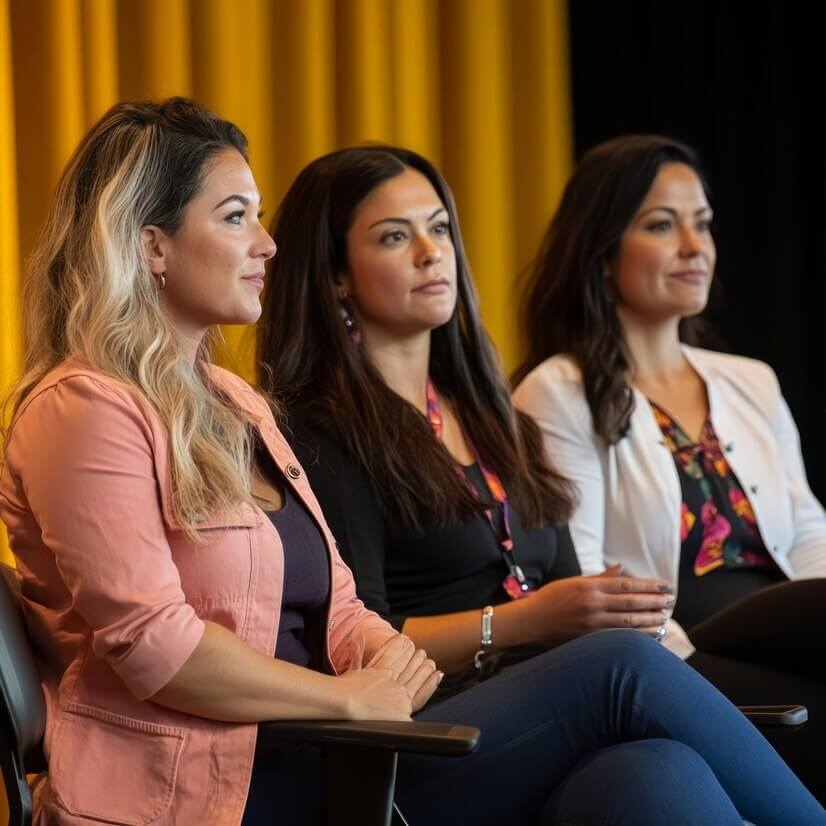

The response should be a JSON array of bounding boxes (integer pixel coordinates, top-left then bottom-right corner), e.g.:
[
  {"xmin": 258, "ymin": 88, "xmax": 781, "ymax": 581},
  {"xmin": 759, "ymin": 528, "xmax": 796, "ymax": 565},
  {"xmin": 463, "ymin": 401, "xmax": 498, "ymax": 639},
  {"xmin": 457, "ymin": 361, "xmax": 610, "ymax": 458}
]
[
  {"xmin": 0, "ymin": 0, "xmax": 572, "ymax": 564},
  {"xmin": 1, "ymin": 4, "xmax": 571, "ymax": 816}
]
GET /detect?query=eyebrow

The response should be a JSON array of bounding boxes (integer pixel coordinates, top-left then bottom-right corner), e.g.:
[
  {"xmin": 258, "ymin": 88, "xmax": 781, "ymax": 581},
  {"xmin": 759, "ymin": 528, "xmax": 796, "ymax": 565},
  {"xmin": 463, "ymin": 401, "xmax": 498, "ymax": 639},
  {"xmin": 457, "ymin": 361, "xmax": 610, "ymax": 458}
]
[
  {"xmin": 637, "ymin": 205, "xmax": 713, "ymax": 219},
  {"xmin": 213, "ymin": 194, "xmax": 262, "ymax": 211},
  {"xmin": 368, "ymin": 206, "xmax": 447, "ymax": 230}
]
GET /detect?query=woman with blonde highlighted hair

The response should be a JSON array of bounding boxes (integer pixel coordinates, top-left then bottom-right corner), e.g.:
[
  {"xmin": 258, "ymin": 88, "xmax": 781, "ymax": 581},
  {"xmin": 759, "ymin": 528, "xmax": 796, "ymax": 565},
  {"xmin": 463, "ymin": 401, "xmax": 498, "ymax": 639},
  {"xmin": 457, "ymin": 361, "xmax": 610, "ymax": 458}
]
[
  {"xmin": 0, "ymin": 98, "xmax": 442, "ymax": 825},
  {"xmin": 4, "ymin": 101, "xmax": 824, "ymax": 824}
]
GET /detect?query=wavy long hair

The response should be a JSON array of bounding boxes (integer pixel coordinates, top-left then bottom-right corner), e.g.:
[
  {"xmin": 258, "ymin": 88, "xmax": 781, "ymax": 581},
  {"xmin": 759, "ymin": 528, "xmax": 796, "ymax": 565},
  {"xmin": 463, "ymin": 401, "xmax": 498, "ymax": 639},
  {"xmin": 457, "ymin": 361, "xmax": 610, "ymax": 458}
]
[
  {"xmin": 6, "ymin": 98, "xmax": 255, "ymax": 536},
  {"xmin": 258, "ymin": 146, "xmax": 574, "ymax": 533},
  {"xmin": 514, "ymin": 135, "xmax": 710, "ymax": 444}
]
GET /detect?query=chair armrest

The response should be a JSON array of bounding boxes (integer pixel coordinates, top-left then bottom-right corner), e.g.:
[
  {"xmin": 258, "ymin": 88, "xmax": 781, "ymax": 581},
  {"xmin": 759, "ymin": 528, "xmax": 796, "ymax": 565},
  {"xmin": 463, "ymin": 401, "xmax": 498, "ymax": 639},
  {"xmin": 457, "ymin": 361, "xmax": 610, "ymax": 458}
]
[
  {"xmin": 737, "ymin": 705, "xmax": 808, "ymax": 726},
  {"xmin": 257, "ymin": 719, "xmax": 480, "ymax": 756}
]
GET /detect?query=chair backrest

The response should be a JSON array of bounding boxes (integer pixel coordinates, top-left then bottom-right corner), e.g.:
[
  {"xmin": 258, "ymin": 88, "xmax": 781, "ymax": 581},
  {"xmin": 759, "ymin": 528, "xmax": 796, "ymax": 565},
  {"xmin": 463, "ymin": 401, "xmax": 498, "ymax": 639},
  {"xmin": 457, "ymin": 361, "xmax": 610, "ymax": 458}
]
[{"xmin": 0, "ymin": 564, "xmax": 46, "ymax": 826}]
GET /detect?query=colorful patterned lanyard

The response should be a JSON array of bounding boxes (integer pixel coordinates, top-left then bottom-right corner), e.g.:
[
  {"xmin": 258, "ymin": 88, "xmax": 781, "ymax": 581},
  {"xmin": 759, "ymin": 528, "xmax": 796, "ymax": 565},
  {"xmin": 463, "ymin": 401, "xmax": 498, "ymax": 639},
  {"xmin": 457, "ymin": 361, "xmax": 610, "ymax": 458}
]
[{"xmin": 425, "ymin": 378, "xmax": 532, "ymax": 600}]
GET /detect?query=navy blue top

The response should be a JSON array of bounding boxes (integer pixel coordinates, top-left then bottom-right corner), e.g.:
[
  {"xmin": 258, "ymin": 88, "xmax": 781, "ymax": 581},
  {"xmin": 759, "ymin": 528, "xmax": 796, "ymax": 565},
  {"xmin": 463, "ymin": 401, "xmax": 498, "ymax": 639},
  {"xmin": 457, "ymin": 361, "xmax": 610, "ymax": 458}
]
[{"xmin": 266, "ymin": 484, "xmax": 330, "ymax": 671}]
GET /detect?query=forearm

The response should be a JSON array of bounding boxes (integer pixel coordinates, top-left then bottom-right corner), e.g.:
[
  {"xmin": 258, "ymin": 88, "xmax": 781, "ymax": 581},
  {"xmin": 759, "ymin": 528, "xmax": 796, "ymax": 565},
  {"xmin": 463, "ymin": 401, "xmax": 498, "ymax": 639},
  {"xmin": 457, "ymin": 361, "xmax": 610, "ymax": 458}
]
[
  {"xmin": 401, "ymin": 601, "xmax": 535, "ymax": 673},
  {"xmin": 150, "ymin": 621, "xmax": 346, "ymax": 723}
]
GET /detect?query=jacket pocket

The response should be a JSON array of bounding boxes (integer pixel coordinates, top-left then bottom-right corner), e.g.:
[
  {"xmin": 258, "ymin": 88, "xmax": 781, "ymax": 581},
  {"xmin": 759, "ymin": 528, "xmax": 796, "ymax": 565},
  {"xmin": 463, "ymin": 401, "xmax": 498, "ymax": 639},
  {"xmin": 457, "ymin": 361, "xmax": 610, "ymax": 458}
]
[{"xmin": 50, "ymin": 702, "xmax": 186, "ymax": 825}]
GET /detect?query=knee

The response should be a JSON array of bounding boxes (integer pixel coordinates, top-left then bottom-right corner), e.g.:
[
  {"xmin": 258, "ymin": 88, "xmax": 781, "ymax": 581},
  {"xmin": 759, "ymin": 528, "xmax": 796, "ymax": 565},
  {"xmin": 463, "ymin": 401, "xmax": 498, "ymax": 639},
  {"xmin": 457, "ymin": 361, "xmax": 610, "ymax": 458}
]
[
  {"xmin": 546, "ymin": 739, "xmax": 741, "ymax": 826},
  {"xmin": 583, "ymin": 628, "xmax": 673, "ymax": 672}
]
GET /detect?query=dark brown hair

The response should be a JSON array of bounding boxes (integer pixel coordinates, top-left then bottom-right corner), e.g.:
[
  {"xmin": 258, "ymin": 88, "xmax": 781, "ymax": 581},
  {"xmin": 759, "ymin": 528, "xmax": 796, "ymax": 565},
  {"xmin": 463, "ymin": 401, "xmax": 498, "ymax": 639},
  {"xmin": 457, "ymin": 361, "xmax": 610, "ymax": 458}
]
[
  {"xmin": 513, "ymin": 134, "xmax": 710, "ymax": 444},
  {"xmin": 258, "ymin": 145, "xmax": 574, "ymax": 532}
]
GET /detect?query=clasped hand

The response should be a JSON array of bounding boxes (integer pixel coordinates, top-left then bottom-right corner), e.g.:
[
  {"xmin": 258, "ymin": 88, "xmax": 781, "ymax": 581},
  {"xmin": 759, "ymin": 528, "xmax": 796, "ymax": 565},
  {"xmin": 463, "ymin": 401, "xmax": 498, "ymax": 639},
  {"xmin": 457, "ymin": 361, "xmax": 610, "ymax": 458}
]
[{"xmin": 336, "ymin": 634, "xmax": 442, "ymax": 721}]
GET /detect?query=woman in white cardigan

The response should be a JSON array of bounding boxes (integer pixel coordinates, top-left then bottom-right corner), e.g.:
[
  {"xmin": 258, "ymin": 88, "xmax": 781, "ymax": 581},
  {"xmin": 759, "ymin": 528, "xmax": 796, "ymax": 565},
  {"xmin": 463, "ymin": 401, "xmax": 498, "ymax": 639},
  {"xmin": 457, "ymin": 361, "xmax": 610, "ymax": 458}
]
[{"xmin": 513, "ymin": 134, "xmax": 826, "ymax": 802}]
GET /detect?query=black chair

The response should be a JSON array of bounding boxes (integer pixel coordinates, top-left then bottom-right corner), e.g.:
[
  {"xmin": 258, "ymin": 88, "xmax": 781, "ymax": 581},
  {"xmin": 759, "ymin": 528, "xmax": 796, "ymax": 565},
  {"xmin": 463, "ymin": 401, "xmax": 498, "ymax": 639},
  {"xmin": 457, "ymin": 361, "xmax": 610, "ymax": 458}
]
[
  {"xmin": 0, "ymin": 564, "xmax": 478, "ymax": 826},
  {"xmin": 0, "ymin": 564, "xmax": 45, "ymax": 826}
]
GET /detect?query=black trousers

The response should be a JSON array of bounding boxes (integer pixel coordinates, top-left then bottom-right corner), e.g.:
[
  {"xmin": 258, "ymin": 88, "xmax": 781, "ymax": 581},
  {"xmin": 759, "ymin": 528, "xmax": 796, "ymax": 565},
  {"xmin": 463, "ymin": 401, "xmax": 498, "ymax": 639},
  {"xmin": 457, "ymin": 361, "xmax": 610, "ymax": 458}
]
[{"xmin": 687, "ymin": 577, "xmax": 826, "ymax": 804}]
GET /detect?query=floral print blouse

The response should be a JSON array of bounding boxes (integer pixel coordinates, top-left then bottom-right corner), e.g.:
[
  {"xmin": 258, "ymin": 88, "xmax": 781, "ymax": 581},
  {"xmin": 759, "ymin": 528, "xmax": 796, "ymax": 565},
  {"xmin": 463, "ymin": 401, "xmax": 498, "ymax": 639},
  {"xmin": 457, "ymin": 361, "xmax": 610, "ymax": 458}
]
[
  {"xmin": 651, "ymin": 401, "xmax": 775, "ymax": 573},
  {"xmin": 650, "ymin": 401, "xmax": 784, "ymax": 628}
]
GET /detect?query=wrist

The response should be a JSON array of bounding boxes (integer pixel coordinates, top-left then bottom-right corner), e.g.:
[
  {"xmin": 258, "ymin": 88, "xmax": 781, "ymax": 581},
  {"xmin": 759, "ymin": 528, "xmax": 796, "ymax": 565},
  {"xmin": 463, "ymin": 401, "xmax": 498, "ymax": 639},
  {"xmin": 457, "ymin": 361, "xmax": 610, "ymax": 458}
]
[
  {"xmin": 496, "ymin": 594, "xmax": 541, "ymax": 648},
  {"xmin": 316, "ymin": 671, "xmax": 357, "ymax": 719},
  {"xmin": 473, "ymin": 605, "xmax": 494, "ymax": 669}
]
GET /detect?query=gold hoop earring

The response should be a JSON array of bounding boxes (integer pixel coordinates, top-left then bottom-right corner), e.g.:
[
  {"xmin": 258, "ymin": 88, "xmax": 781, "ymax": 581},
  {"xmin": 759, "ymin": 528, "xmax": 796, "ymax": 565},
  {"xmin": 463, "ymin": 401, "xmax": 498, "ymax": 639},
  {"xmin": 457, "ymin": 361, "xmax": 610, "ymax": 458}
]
[{"xmin": 159, "ymin": 272, "xmax": 166, "ymax": 290}]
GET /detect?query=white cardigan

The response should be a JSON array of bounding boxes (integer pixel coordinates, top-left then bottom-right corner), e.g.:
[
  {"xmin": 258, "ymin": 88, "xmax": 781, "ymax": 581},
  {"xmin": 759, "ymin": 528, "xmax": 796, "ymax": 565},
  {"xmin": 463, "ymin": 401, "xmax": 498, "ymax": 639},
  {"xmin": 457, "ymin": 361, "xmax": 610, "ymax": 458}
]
[{"xmin": 513, "ymin": 347, "xmax": 826, "ymax": 658}]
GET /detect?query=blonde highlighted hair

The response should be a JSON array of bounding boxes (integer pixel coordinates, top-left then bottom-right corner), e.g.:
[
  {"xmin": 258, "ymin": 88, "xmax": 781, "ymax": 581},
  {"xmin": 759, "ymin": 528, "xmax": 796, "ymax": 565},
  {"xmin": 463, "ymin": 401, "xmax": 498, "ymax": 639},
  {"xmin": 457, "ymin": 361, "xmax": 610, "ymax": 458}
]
[{"xmin": 6, "ymin": 98, "xmax": 255, "ymax": 537}]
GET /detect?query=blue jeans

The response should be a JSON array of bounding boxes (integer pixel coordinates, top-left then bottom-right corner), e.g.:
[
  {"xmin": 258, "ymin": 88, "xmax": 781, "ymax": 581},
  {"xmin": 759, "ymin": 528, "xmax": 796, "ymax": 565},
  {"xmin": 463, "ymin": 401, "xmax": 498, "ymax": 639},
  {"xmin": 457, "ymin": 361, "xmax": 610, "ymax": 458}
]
[{"xmin": 244, "ymin": 630, "xmax": 825, "ymax": 825}]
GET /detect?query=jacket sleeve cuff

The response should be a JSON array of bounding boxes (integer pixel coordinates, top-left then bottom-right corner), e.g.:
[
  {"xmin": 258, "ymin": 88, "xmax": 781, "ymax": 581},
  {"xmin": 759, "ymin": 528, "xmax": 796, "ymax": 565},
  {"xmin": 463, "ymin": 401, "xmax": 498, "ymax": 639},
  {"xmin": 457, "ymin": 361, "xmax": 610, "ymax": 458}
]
[{"xmin": 107, "ymin": 606, "xmax": 206, "ymax": 701}]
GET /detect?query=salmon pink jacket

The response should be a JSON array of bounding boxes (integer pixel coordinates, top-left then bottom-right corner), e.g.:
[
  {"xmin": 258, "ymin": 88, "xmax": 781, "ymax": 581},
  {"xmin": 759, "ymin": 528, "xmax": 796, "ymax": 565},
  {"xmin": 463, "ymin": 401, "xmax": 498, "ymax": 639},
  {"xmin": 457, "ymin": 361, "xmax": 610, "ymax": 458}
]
[{"xmin": 0, "ymin": 359, "xmax": 396, "ymax": 825}]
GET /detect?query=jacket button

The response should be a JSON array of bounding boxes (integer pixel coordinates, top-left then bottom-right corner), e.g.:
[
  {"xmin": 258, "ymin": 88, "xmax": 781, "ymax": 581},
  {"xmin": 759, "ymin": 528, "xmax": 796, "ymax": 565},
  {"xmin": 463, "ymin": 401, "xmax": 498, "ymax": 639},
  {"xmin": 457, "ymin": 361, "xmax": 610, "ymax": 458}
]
[
  {"xmin": 750, "ymin": 484, "xmax": 759, "ymax": 494},
  {"xmin": 286, "ymin": 463, "xmax": 301, "ymax": 479},
  {"xmin": 725, "ymin": 442, "xmax": 734, "ymax": 452}
]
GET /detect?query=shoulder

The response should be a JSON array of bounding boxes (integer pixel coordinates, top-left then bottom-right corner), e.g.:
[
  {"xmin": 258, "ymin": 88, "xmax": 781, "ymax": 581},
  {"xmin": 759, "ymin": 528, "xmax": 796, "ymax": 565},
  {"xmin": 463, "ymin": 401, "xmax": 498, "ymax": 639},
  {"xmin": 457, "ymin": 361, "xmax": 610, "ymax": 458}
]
[
  {"xmin": 517, "ymin": 354, "xmax": 583, "ymax": 388},
  {"xmin": 513, "ymin": 354, "xmax": 588, "ymax": 413},
  {"xmin": 4, "ymin": 361, "xmax": 164, "ymax": 476},
  {"xmin": 203, "ymin": 363, "xmax": 275, "ymax": 419},
  {"xmin": 13, "ymin": 359, "xmax": 152, "ymax": 428},
  {"xmin": 686, "ymin": 347, "xmax": 780, "ymax": 400},
  {"xmin": 284, "ymin": 407, "xmax": 351, "ymax": 467}
]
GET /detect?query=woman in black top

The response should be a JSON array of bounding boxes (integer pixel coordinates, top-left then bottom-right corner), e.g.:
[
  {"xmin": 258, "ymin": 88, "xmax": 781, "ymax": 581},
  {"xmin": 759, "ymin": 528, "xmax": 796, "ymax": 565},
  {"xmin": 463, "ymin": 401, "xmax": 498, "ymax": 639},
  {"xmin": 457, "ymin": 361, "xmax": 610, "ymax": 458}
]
[
  {"xmin": 257, "ymin": 145, "xmax": 678, "ymax": 679},
  {"xmin": 248, "ymin": 145, "xmax": 826, "ymax": 824}
]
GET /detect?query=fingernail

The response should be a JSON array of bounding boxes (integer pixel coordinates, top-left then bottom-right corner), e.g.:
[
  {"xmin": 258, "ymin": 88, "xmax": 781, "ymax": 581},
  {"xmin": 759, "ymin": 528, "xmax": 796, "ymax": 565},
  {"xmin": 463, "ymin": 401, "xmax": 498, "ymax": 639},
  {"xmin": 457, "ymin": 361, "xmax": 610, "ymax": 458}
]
[
  {"xmin": 437, "ymin": 671, "xmax": 445, "ymax": 684},
  {"xmin": 658, "ymin": 584, "xmax": 674, "ymax": 593},
  {"xmin": 664, "ymin": 596, "xmax": 676, "ymax": 608}
]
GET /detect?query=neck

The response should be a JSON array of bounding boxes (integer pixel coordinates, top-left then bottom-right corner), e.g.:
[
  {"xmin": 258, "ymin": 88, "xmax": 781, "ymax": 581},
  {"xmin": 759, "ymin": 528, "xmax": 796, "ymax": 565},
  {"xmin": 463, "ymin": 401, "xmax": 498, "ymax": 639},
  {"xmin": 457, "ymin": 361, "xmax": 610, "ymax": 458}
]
[
  {"xmin": 159, "ymin": 299, "xmax": 207, "ymax": 367},
  {"xmin": 363, "ymin": 330, "xmax": 431, "ymax": 413},
  {"xmin": 618, "ymin": 309, "xmax": 686, "ymax": 381},
  {"xmin": 179, "ymin": 333, "xmax": 203, "ymax": 368}
]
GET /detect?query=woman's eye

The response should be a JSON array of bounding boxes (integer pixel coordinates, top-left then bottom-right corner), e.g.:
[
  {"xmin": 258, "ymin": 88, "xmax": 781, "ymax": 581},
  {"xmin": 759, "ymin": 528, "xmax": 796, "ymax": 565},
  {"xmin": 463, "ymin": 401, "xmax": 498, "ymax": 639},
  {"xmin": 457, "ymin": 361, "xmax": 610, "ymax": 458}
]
[
  {"xmin": 697, "ymin": 219, "xmax": 713, "ymax": 232},
  {"xmin": 647, "ymin": 220, "xmax": 672, "ymax": 233},
  {"xmin": 381, "ymin": 230, "xmax": 407, "ymax": 245},
  {"xmin": 431, "ymin": 221, "xmax": 449, "ymax": 236},
  {"xmin": 225, "ymin": 211, "xmax": 244, "ymax": 226}
]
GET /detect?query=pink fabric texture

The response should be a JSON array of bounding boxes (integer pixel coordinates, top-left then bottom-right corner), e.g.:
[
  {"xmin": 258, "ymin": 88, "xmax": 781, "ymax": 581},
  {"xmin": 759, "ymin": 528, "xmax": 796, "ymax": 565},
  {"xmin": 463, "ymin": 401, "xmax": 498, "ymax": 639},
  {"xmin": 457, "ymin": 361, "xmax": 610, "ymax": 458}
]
[{"xmin": 0, "ymin": 359, "xmax": 395, "ymax": 825}]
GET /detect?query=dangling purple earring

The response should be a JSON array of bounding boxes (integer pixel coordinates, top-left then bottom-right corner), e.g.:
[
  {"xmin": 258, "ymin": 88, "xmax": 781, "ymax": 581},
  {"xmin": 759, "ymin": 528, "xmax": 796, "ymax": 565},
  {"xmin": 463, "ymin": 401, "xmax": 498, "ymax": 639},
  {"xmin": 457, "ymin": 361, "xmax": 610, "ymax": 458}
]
[{"xmin": 339, "ymin": 294, "xmax": 362, "ymax": 345}]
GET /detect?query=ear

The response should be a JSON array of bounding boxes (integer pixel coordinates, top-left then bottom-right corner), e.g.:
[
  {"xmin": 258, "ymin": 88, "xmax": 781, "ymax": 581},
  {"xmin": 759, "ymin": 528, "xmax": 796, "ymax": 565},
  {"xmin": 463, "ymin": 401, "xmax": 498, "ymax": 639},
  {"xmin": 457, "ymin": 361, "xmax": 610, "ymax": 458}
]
[
  {"xmin": 333, "ymin": 271, "xmax": 353, "ymax": 299},
  {"xmin": 140, "ymin": 225, "xmax": 170, "ymax": 276}
]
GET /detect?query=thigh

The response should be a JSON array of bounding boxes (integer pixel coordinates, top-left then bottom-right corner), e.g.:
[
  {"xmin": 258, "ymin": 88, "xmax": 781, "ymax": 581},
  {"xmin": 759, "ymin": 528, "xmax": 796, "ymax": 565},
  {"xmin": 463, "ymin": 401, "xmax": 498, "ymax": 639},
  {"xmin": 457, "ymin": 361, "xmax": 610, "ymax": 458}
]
[
  {"xmin": 689, "ymin": 578, "xmax": 826, "ymax": 680},
  {"xmin": 242, "ymin": 744, "xmax": 322, "ymax": 826},
  {"xmin": 397, "ymin": 631, "xmax": 708, "ymax": 825},
  {"xmin": 398, "ymin": 630, "xmax": 824, "ymax": 826},
  {"xmin": 544, "ymin": 739, "xmax": 742, "ymax": 826}
]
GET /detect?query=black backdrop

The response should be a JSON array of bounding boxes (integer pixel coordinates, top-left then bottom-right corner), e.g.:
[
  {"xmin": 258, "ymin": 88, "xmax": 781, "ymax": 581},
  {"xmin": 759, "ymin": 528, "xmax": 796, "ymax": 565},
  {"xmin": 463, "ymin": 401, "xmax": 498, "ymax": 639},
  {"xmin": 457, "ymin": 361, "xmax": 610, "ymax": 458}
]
[{"xmin": 568, "ymin": 1, "xmax": 826, "ymax": 502}]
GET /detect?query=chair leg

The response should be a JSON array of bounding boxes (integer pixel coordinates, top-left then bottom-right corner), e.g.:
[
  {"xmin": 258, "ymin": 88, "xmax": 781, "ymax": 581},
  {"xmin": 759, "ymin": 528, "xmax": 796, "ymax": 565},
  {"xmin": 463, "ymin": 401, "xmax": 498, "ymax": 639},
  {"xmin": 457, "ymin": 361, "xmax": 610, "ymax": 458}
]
[{"xmin": 323, "ymin": 744, "xmax": 398, "ymax": 826}]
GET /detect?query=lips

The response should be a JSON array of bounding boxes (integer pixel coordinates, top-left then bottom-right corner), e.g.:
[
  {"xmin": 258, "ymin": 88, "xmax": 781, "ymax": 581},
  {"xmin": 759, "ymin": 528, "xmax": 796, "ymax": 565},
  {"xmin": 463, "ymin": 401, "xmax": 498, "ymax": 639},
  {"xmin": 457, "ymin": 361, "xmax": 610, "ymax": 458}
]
[
  {"xmin": 412, "ymin": 278, "xmax": 450, "ymax": 293},
  {"xmin": 242, "ymin": 273, "xmax": 265, "ymax": 289},
  {"xmin": 671, "ymin": 271, "xmax": 707, "ymax": 284}
]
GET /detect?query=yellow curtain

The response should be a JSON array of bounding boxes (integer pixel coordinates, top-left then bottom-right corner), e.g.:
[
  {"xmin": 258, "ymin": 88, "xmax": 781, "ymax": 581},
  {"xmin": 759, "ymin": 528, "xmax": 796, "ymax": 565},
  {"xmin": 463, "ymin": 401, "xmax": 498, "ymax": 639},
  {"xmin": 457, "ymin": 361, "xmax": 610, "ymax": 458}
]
[{"xmin": 0, "ymin": 0, "xmax": 571, "ymax": 812}]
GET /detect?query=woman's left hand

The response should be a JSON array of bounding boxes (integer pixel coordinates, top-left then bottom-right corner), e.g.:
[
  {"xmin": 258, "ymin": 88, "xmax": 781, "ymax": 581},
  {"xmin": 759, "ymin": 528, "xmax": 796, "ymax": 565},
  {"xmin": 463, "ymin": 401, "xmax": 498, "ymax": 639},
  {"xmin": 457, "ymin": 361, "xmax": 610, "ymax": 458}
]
[{"xmin": 366, "ymin": 635, "xmax": 443, "ymax": 711}]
